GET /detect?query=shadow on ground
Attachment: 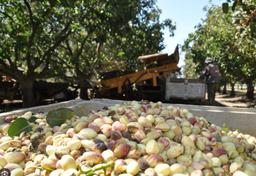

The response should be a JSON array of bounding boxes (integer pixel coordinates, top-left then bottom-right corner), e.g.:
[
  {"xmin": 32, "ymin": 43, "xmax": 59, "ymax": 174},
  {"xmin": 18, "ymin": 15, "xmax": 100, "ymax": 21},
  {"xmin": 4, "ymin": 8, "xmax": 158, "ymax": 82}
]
[
  {"xmin": 165, "ymin": 99, "xmax": 226, "ymax": 107},
  {"xmin": 216, "ymin": 92, "xmax": 255, "ymax": 108}
]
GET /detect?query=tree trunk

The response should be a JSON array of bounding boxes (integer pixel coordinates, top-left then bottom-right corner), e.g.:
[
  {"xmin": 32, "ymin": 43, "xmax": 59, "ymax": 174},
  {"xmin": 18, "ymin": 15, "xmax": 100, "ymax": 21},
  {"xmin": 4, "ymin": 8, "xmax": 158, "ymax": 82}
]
[
  {"xmin": 80, "ymin": 86, "xmax": 89, "ymax": 100},
  {"xmin": 78, "ymin": 78, "xmax": 90, "ymax": 100},
  {"xmin": 19, "ymin": 79, "xmax": 36, "ymax": 107},
  {"xmin": 222, "ymin": 82, "xmax": 227, "ymax": 94},
  {"xmin": 246, "ymin": 79, "xmax": 254, "ymax": 100},
  {"xmin": 216, "ymin": 83, "xmax": 221, "ymax": 93},
  {"xmin": 230, "ymin": 82, "xmax": 235, "ymax": 96},
  {"xmin": 240, "ymin": 84, "xmax": 243, "ymax": 90}
]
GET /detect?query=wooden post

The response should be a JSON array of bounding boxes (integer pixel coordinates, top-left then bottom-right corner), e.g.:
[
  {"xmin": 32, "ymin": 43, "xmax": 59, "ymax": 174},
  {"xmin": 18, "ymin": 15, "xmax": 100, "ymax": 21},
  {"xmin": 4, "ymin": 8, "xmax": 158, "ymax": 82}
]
[
  {"xmin": 153, "ymin": 73, "xmax": 157, "ymax": 87},
  {"xmin": 118, "ymin": 85, "xmax": 122, "ymax": 94}
]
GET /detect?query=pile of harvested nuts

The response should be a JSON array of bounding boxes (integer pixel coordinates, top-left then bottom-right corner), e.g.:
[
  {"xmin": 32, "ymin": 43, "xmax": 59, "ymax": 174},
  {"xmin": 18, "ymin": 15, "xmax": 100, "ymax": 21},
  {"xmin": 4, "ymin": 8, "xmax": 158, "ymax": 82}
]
[{"xmin": 0, "ymin": 101, "xmax": 256, "ymax": 176}]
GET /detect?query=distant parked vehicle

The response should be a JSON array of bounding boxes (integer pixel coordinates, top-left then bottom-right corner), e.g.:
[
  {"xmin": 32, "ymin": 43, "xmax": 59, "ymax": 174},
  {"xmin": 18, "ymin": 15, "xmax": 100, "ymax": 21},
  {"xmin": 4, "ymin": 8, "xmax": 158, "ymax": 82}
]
[
  {"xmin": 0, "ymin": 76, "xmax": 78, "ymax": 104},
  {"xmin": 0, "ymin": 79, "xmax": 20, "ymax": 104}
]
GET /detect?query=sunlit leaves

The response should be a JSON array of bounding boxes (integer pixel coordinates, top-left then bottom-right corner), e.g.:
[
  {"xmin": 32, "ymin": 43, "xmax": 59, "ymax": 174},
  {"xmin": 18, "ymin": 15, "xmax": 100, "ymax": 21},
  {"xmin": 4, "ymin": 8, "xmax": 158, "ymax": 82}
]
[{"xmin": 183, "ymin": 4, "xmax": 256, "ymax": 85}]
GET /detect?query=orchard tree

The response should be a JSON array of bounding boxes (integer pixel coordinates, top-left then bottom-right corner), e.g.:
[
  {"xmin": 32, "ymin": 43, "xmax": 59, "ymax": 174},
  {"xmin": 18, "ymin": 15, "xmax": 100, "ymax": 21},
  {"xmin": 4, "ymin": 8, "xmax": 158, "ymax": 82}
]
[
  {"xmin": 55, "ymin": 0, "xmax": 140, "ymax": 99},
  {"xmin": 222, "ymin": 0, "xmax": 256, "ymax": 33},
  {"xmin": 183, "ymin": 5, "xmax": 256, "ymax": 98},
  {"xmin": 0, "ymin": 0, "xmax": 176, "ymax": 105},
  {"xmin": 57, "ymin": 0, "xmax": 175, "ymax": 99},
  {"xmin": 183, "ymin": 50, "xmax": 199, "ymax": 79},
  {"xmin": 0, "ymin": 0, "xmax": 83, "ymax": 106},
  {"xmin": 222, "ymin": 0, "xmax": 256, "ymax": 98}
]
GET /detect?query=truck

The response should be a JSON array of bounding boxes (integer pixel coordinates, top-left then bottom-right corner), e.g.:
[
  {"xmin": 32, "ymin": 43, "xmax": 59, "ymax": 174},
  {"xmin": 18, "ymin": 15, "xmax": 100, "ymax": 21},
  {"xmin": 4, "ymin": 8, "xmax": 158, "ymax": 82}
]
[{"xmin": 93, "ymin": 46, "xmax": 206, "ymax": 102}]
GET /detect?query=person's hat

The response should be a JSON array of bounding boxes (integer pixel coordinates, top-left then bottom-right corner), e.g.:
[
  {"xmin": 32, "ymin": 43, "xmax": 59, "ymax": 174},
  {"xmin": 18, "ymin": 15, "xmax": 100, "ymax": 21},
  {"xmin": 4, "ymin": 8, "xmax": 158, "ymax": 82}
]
[{"xmin": 205, "ymin": 57, "xmax": 213, "ymax": 64}]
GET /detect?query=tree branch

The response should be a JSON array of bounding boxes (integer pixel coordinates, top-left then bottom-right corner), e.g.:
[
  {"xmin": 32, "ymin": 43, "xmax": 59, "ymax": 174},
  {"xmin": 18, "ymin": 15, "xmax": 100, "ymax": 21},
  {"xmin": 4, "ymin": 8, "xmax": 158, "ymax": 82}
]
[
  {"xmin": 23, "ymin": 0, "xmax": 34, "ymax": 25},
  {"xmin": 42, "ymin": 22, "xmax": 72, "ymax": 61},
  {"xmin": 0, "ymin": 59, "xmax": 23, "ymax": 80},
  {"xmin": 24, "ymin": 0, "xmax": 38, "ymax": 70},
  {"xmin": 56, "ymin": 55, "xmax": 73, "ymax": 69},
  {"xmin": 6, "ymin": 57, "xmax": 15, "ymax": 69},
  {"xmin": 14, "ymin": 46, "xmax": 19, "ymax": 65},
  {"xmin": 76, "ymin": 39, "xmax": 86, "ymax": 59},
  {"xmin": 2, "ymin": 48, "xmax": 19, "ymax": 74},
  {"xmin": 93, "ymin": 42, "xmax": 103, "ymax": 64},
  {"xmin": 36, "ymin": 22, "xmax": 72, "ymax": 78},
  {"xmin": 65, "ymin": 40, "xmax": 73, "ymax": 56},
  {"xmin": 33, "ymin": 47, "xmax": 43, "ymax": 68},
  {"xmin": 24, "ymin": 0, "xmax": 55, "ymax": 74},
  {"xmin": 73, "ymin": 38, "xmax": 88, "ymax": 76},
  {"xmin": 0, "ymin": 11, "xmax": 15, "ymax": 22}
]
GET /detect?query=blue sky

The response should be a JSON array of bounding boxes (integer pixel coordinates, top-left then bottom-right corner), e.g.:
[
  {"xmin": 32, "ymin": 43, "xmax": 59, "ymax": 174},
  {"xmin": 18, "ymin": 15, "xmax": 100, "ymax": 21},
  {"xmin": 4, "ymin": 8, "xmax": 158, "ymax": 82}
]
[{"xmin": 157, "ymin": 0, "xmax": 225, "ymax": 67}]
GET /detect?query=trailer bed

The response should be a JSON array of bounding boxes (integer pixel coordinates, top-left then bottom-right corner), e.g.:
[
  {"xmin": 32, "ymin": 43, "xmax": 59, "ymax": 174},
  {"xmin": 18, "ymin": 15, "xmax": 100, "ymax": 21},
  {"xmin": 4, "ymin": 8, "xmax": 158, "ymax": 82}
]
[{"xmin": 165, "ymin": 79, "xmax": 206, "ymax": 100}]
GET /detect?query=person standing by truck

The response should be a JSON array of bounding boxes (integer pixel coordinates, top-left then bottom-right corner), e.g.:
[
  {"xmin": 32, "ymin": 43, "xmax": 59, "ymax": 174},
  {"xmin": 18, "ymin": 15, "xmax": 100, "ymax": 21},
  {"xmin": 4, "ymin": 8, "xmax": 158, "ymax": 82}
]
[{"xmin": 200, "ymin": 58, "xmax": 221, "ymax": 105}]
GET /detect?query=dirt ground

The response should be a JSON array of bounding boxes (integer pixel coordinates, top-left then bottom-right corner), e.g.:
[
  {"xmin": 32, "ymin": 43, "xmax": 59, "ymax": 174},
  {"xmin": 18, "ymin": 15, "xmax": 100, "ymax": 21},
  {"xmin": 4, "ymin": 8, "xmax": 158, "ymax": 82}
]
[
  {"xmin": 215, "ymin": 90, "xmax": 256, "ymax": 108},
  {"xmin": 0, "ymin": 89, "xmax": 255, "ymax": 113}
]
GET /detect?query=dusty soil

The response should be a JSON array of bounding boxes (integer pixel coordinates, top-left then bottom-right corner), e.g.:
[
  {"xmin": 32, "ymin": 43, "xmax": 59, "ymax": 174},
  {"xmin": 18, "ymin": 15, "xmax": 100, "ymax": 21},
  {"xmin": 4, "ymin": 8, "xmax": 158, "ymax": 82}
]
[
  {"xmin": 215, "ymin": 90, "xmax": 256, "ymax": 108},
  {"xmin": 0, "ymin": 89, "xmax": 255, "ymax": 113}
]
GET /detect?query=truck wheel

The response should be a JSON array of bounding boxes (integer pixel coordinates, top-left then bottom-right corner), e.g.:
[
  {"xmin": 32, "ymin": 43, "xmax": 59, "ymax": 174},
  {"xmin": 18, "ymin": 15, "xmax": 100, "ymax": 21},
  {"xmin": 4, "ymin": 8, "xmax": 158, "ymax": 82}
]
[{"xmin": 35, "ymin": 92, "xmax": 42, "ymax": 105}]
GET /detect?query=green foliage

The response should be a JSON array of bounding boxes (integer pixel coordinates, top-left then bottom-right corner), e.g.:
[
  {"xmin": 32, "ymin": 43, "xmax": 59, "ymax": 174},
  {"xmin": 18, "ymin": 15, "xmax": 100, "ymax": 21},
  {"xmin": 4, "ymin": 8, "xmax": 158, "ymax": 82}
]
[
  {"xmin": 0, "ymin": 0, "xmax": 86, "ymax": 106},
  {"xmin": 183, "ymin": 2, "xmax": 256, "ymax": 89},
  {"xmin": 46, "ymin": 108, "xmax": 75, "ymax": 127},
  {"xmin": 101, "ymin": 2, "xmax": 175, "ymax": 73},
  {"xmin": 222, "ymin": 123, "xmax": 231, "ymax": 133},
  {"xmin": 0, "ymin": 0, "xmax": 175, "ymax": 103},
  {"xmin": 7, "ymin": 108, "xmax": 74, "ymax": 137},
  {"xmin": 8, "ymin": 118, "xmax": 32, "ymax": 137},
  {"xmin": 183, "ymin": 50, "xmax": 199, "ymax": 79},
  {"xmin": 215, "ymin": 133, "xmax": 222, "ymax": 142},
  {"xmin": 56, "ymin": 0, "xmax": 175, "ymax": 86},
  {"xmin": 81, "ymin": 161, "xmax": 114, "ymax": 175},
  {"xmin": 28, "ymin": 116, "xmax": 37, "ymax": 123},
  {"xmin": 222, "ymin": 0, "xmax": 256, "ymax": 39},
  {"xmin": 0, "ymin": 0, "xmax": 80, "ymax": 79}
]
